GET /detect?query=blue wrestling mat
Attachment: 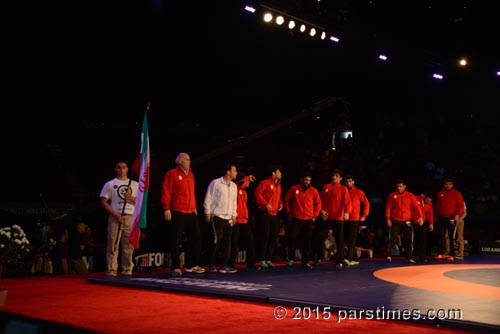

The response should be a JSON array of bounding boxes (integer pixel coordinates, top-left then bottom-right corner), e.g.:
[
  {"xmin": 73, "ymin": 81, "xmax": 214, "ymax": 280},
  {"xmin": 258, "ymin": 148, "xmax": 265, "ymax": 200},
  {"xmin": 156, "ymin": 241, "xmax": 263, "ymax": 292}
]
[{"xmin": 87, "ymin": 255, "xmax": 500, "ymax": 333}]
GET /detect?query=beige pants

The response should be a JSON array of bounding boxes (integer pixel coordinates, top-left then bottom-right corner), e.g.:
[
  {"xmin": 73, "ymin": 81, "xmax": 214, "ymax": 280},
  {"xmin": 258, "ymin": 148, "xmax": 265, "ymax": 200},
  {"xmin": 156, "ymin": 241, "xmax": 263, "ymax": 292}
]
[
  {"xmin": 445, "ymin": 220, "xmax": 464, "ymax": 256},
  {"xmin": 106, "ymin": 215, "xmax": 134, "ymax": 274},
  {"xmin": 456, "ymin": 220, "xmax": 464, "ymax": 256}
]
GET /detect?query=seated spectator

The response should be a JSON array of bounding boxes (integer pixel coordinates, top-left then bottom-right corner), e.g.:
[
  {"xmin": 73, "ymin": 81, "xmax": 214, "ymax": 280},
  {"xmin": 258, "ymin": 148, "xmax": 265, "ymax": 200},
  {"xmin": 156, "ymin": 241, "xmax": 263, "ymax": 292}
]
[
  {"xmin": 323, "ymin": 228, "xmax": 337, "ymax": 261},
  {"xmin": 51, "ymin": 227, "xmax": 69, "ymax": 275},
  {"xmin": 83, "ymin": 225, "xmax": 98, "ymax": 271},
  {"xmin": 356, "ymin": 228, "xmax": 374, "ymax": 259},
  {"xmin": 69, "ymin": 222, "xmax": 89, "ymax": 274},
  {"xmin": 274, "ymin": 225, "xmax": 288, "ymax": 261},
  {"xmin": 374, "ymin": 227, "xmax": 388, "ymax": 258}
]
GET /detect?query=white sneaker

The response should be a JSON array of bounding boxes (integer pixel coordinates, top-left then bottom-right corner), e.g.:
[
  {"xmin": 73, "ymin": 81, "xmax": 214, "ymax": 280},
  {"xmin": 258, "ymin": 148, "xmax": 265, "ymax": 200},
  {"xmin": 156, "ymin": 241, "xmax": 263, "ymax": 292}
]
[{"xmin": 185, "ymin": 265, "xmax": 205, "ymax": 274}]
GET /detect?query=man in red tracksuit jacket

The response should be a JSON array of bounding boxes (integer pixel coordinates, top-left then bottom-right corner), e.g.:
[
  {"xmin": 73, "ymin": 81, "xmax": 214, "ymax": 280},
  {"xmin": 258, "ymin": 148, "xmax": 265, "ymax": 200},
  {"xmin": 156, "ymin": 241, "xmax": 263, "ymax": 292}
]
[
  {"xmin": 161, "ymin": 152, "xmax": 205, "ymax": 276},
  {"xmin": 254, "ymin": 165, "xmax": 283, "ymax": 269},
  {"xmin": 230, "ymin": 174, "xmax": 256, "ymax": 269},
  {"xmin": 412, "ymin": 194, "xmax": 434, "ymax": 262},
  {"xmin": 385, "ymin": 179, "xmax": 423, "ymax": 264},
  {"xmin": 284, "ymin": 171, "xmax": 322, "ymax": 269},
  {"xmin": 435, "ymin": 178, "xmax": 465, "ymax": 261},
  {"xmin": 344, "ymin": 175, "xmax": 370, "ymax": 265},
  {"xmin": 319, "ymin": 169, "xmax": 352, "ymax": 268}
]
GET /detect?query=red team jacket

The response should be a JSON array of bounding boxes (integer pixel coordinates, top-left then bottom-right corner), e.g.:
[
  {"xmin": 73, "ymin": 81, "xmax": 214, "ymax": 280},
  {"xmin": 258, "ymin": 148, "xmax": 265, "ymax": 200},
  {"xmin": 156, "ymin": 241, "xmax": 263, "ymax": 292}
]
[
  {"xmin": 385, "ymin": 191, "xmax": 421, "ymax": 222},
  {"xmin": 236, "ymin": 180, "xmax": 250, "ymax": 224},
  {"xmin": 161, "ymin": 166, "xmax": 197, "ymax": 213},
  {"xmin": 435, "ymin": 188, "xmax": 465, "ymax": 218},
  {"xmin": 284, "ymin": 184, "xmax": 322, "ymax": 220},
  {"xmin": 347, "ymin": 186, "xmax": 370, "ymax": 221},
  {"xmin": 254, "ymin": 177, "xmax": 282, "ymax": 216},
  {"xmin": 423, "ymin": 201, "xmax": 434, "ymax": 225},
  {"xmin": 320, "ymin": 183, "xmax": 352, "ymax": 221}
]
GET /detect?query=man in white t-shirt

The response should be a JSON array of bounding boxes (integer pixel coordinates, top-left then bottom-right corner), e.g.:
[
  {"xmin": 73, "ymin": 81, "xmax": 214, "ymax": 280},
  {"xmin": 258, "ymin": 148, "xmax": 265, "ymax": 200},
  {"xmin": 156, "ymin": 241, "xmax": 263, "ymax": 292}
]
[{"xmin": 100, "ymin": 160, "xmax": 138, "ymax": 276}]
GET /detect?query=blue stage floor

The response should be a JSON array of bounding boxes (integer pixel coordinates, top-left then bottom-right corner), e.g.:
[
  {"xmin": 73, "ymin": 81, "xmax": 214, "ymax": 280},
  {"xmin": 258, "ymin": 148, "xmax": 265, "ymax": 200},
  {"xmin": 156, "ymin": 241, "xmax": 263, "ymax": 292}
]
[{"xmin": 87, "ymin": 255, "xmax": 500, "ymax": 333}]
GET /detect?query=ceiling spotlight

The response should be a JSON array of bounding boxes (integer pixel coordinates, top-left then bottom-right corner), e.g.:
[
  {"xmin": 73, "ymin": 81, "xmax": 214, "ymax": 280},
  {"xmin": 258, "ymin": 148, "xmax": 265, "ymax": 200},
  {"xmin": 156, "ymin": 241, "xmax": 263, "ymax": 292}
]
[
  {"xmin": 300, "ymin": 24, "xmax": 306, "ymax": 32},
  {"xmin": 458, "ymin": 58, "xmax": 468, "ymax": 67},
  {"xmin": 310, "ymin": 28, "xmax": 316, "ymax": 37},
  {"xmin": 378, "ymin": 54, "xmax": 388, "ymax": 61},
  {"xmin": 432, "ymin": 73, "xmax": 444, "ymax": 80},
  {"xmin": 276, "ymin": 16, "xmax": 284, "ymax": 25},
  {"xmin": 329, "ymin": 36, "xmax": 340, "ymax": 43},
  {"xmin": 263, "ymin": 13, "xmax": 273, "ymax": 23},
  {"xmin": 288, "ymin": 20, "xmax": 296, "ymax": 29},
  {"xmin": 496, "ymin": 71, "xmax": 500, "ymax": 76},
  {"xmin": 244, "ymin": 6, "xmax": 256, "ymax": 13},
  {"xmin": 320, "ymin": 31, "xmax": 326, "ymax": 40}
]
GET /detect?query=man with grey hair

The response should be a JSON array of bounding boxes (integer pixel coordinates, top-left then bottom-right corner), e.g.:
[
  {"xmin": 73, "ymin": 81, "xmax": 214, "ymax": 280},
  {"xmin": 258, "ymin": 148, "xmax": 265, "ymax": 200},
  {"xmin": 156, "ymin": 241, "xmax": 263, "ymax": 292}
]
[{"xmin": 161, "ymin": 152, "xmax": 205, "ymax": 276}]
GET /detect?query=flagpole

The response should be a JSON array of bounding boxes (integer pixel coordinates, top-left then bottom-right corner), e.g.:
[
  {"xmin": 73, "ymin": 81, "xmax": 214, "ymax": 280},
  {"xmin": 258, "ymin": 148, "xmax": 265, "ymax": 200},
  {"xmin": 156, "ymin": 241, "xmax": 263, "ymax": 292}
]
[{"xmin": 113, "ymin": 178, "xmax": 132, "ymax": 254}]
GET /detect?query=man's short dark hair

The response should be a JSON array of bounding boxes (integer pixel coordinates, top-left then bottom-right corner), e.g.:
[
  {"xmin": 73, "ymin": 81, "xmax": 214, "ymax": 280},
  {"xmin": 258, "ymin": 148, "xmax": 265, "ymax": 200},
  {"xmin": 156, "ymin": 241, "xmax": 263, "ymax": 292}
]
[
  {"xmin": 395, "ymin": 178, "xmax": 406, "ymax": 185},
  {"xmin": 301, "ymin": 171, "xmax": 313, "ymax": 179},
  {"xmin": 270, "ymin": 164, "xmax": 282, "ymax": 175},
  {"xmin": 332, "ymin": 169, "xmax": 343, "ymax": 177},
  {"xmin": 224, "ymin": 163, "xmax": 236, "ymax": 174}
]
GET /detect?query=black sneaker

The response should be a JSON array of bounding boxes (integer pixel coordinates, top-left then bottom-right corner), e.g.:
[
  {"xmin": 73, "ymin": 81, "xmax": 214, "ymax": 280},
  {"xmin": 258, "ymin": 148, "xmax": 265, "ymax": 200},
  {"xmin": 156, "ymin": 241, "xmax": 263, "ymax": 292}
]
[{"xmin": 171, "ymin": 268, "xmax": 183, "ymax": 277}]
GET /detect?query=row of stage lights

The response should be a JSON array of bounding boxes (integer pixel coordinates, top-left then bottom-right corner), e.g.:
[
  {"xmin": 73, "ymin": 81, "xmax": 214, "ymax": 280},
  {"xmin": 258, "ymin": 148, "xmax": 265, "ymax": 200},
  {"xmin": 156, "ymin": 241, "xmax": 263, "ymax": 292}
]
[
  {"xmin": 245, "ymin": 5, "xmax": 340, "ymax": 43},
  {"xmin": 244, "ymin": 5, "xmax": 500, "ymax": 81}
]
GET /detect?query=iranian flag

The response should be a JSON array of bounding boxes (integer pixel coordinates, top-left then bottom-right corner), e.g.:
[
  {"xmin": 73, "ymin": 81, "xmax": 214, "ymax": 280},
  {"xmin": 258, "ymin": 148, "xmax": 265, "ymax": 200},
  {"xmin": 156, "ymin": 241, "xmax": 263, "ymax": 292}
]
[{"xmin": 129, "ymin": 111, "xmax": 150, "ymax": 249}]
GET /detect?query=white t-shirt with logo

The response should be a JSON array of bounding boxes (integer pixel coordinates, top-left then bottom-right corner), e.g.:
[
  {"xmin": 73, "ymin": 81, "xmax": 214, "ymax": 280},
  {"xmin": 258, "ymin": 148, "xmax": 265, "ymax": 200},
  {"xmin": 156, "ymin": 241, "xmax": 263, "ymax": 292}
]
[{"xmin": 100, "ymin": 178, "xmax": 139, "ymax": 215}]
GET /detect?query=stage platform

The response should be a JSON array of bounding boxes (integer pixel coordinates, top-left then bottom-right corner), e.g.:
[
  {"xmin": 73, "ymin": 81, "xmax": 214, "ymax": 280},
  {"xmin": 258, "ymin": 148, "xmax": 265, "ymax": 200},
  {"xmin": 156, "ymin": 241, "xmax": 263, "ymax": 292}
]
[{"xmin": 87, "ymin": 255, "xmax": 500, "ymax": 333}]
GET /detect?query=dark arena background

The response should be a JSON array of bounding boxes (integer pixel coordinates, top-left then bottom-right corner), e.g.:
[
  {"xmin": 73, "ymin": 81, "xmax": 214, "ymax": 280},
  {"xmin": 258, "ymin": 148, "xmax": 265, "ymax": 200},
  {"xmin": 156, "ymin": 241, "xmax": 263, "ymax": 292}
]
[{"xmin": 1, "ymin": 0, "xmax": 500, "ymax": 333}]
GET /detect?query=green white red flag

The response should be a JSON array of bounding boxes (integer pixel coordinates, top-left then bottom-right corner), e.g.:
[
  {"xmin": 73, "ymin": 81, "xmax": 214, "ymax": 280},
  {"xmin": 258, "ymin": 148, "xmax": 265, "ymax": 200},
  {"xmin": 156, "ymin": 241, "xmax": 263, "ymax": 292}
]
[{"xmin": 129, "ymin": 111, "xmax": 150, "ymax": 249}]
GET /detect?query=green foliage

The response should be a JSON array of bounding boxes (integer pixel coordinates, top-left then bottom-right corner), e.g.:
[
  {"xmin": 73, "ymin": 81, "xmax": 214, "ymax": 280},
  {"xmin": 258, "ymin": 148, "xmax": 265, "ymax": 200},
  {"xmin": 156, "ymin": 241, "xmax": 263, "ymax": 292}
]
[{"xmin": 0, "ymin": 225, "xmax": 31, "ymax": 265}]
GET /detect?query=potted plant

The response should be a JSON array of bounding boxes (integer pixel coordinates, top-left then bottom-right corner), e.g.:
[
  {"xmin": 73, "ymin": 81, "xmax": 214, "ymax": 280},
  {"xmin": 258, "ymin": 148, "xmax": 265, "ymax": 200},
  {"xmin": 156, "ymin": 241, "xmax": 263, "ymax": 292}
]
[{"xmin": 0, "ymin": 224, "xmax": 31, "ymax": 306}]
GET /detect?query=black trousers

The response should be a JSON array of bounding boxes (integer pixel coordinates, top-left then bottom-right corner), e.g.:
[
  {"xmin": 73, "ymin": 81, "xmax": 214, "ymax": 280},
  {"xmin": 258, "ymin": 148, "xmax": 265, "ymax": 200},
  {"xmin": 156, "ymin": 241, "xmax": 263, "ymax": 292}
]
[
  {"xmin": 208, "ymin": 216, "xmax": 233, "ymax": 267},
  {"xmin": 170, "ymin": 211, "xmax": 201, "ymax": 269},
  {"xmin": 331, "ymin": 220, "xmax": 345, "ymax": 264},
  {"xmin": 387, "ymin": 220, "xmax": 413, "ymax": 259},
  {"xmin": 436, "ymin": 217, "xmax": 456, "ymax": 257},
  {"xmin": 413, "ymin": 222, "xmax": 429, "ymax": 260},
  {"xmin": 230, "ymin": 223, "xmax": 255, "ymax": 267},
  {"xmin": 345, "ymin": 221, "xmax": 359, "ymax": 261},
  {"xmin": 256, "ymin": 211, "xmax": 279, "ymax": 262},
  {"xmin": 287, "ymin": 218, "xmax": 315, "ymax": 264}
]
